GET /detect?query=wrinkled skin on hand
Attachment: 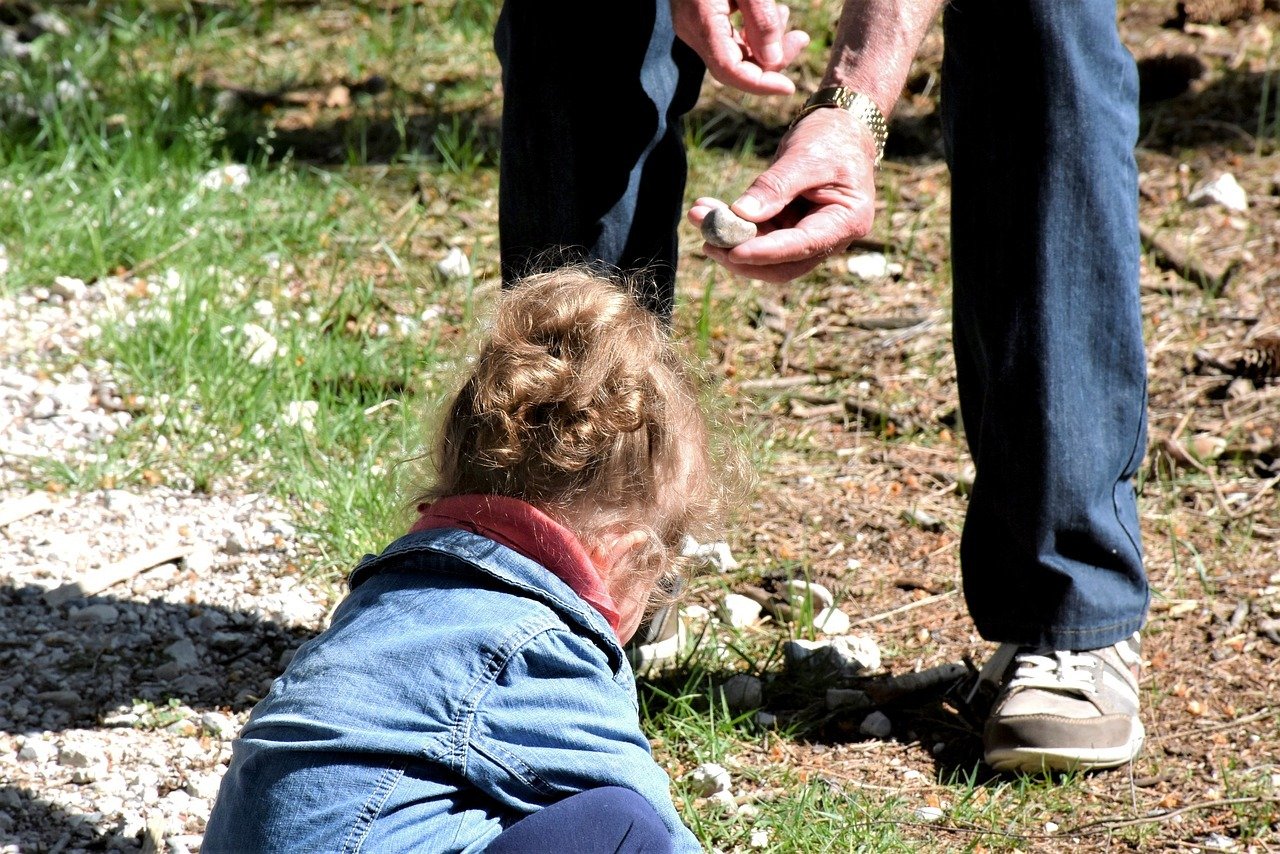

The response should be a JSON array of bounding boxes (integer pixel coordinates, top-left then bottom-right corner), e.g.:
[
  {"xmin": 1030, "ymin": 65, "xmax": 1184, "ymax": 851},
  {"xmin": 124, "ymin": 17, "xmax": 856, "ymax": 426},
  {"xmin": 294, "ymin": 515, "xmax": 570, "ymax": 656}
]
[
  {"xmin": 670, "ymin": 0, "xmax": 809, "ymax": 95},
  {"xmin": 688, "ymin": 107, "xmax": 878, "ymax": 283}
]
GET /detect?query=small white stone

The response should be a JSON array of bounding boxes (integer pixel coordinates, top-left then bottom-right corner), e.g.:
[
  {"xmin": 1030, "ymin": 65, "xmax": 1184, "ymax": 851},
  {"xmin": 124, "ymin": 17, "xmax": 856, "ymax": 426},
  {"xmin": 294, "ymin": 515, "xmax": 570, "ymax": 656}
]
[
  {"xmin": 0, "ymin": 244, "xmax": 9, "ymax": 278},
  {"xmin": 814, "ymin": 606, "xmax": 851, "ymax": 635},
  {"xmin": 238, "ymin": 323, "xmax": 279, "ymax": 367},
  {"xmin": 252, "ymin": 299, "xmax": 275, "ymax": 318},
  {"xmin": 914, "ymin": 806, "xmax": 945, "ymax": 823},
  {"xmin": 781, "ymin": 579, "xmax": 834, "ymax": 612},
  {"xmin": 184, "ymin": 548, "xmax": 217, "ymax": 573},
  {"xmin": 749, "ymin": 829, "xmax": 770, "ymax": 848},
  {"xmin": 706, "ymin": 790, "xmax": 737, "ymax": 813},
  {"xmin": 17, "ymin": 738, "xmax": 57, "ymax": 764},
  {"xmin": 846, "ymin": 252, "xmax": 903, "ymax": 281},
  {"xmin": 281, "ymin": 400, "xmax": 319, "ymax": 432},
  {"xmin": 860, "ymin": 711, "xmax": 892, "ymax": 738},
  {"xmin": 1044, "ymin": 821, "xmax": 1060, "ymax": 834},
  {"xmin": 718, "ymin": 593, "xmax": 763, "ymax": 628},
  {"xmin": 199, "ymin": 164, "xmax": 251, "ymax": 193},
  {"xmin": 686, "ymin": 762, "xmax": 732, "ymax": 797},
  {"xmin": 680, "ymin": 536, "xmax": 740, "ymax": 572},
  {"xmin": 1187, "ymin": 173, "xmax": 1248, "ymax": 212},
  {"xmin": 436, "ymin": 247, "xmax": 471, "ymax": 280},
  {"xmin": 720, "ymin": 674, "xmax": 763, "ymax": 711},
  {"xmin": 199, "ymin": 711, "xmax": 235, "ymax": 737},
  {"xmin": 51, "ymin": 276, "xmax": 88, "ymax": 300}
]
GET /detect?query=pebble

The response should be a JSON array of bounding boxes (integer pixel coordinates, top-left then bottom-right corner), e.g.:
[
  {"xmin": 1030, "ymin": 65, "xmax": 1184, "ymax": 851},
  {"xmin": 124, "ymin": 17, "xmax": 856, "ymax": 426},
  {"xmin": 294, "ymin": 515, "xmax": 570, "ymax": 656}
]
[
  {"xmin": 814, "ymin": 606, "xmax": 851, "ymax": 635},
  {"xmin": 199, "ymin": 712, "xmax": 235, "ymax": 737},
  {"xmin": 720, "ymin": 674, "xmax": 763, "ymax": 711},
  {"xmin": 51, "ymin": 276, "xmax": 88, "ymax": 300},
  {"xmin": 700, "ymin": 204, "xmax": 757, "ymax": 248},
  {"xmin": 914, "ymin": 806, "xmax": 945, "ymax": 822},
  {"xmin": 681, "ymin": 535, "xmax": 740, "ymax": 572},
  {"xmin": 199, "ymin": 164, "xmax": 251, "ymax": 193},
  {"xmin": 1188, "ymin": 172, "xmax": 1248, "ymax": 212},
  {"xmin": 18, "ymin": 738, "xmax": 57, "ymax": 763},
  {"xmin": 785, "ymin": 634, "xmax": 881, "ymax": 677},
  {"xmin": 860, "ymin": 711, "xmax": 893, "ymax": 738},
  {"xmin": 846, "ymin": 252, "xmax": 903, "ymax": 281},
  {"xmin": 71, "ymin": 603, "xmax": 121, "ymax": 626},
  {"xmin": 437, "ymin": 246, "xmax": 471, "ymax": 280},
  {"xmin": 686, "ymin": 762, "xmax": 732, "ymax": 797},
  {"xmin": 780, "ymin": 579, "xmax": 834, "ymax": 612}
]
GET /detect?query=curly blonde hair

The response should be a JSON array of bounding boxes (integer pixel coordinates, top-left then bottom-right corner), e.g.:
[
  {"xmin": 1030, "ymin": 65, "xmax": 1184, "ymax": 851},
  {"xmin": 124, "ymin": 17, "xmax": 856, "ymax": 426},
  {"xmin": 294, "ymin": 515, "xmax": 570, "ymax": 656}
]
[{"xmin": 417, "ymin": 268, "xmax": 721, "ymax": 597}]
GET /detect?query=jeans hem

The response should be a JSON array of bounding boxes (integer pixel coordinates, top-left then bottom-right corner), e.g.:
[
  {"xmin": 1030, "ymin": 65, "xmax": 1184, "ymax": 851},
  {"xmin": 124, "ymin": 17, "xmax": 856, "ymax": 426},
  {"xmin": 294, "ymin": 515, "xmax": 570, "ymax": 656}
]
[{"xmin": 974, "ymin": 607, "xmax": 1149, "ymax": 650}]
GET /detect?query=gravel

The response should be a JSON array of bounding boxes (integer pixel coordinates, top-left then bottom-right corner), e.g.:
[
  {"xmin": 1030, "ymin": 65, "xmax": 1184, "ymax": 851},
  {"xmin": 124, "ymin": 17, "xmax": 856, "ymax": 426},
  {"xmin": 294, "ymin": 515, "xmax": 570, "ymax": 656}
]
[{"xmin": 1, "ymin": 279, "xmax": 329, "ymax": 852}]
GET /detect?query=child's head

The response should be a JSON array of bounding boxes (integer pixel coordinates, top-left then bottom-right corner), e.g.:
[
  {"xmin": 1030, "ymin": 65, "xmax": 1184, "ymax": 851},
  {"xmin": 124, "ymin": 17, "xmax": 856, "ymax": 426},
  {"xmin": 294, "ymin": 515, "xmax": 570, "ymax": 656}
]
[{"xmin": 422, "ymin": 268, "xmax": 719, "ymax": 633}]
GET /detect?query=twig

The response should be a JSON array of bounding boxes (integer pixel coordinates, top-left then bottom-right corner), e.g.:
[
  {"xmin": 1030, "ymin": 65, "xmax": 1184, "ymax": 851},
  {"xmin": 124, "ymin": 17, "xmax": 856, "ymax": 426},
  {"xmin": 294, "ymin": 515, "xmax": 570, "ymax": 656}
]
[
  {"xmin": 44, "ymin": 541, "xmax": 192, "ymax": 607},
  {"xmin": 851, "ymin": 590, "xmax": 959, "ymax": 626},
  {"xmin": 737, "ymin": 375, "xmax": 831, "ymax": 391},
  {"xmin": 1061, "ymin": 796, "xmax": 1276, "ymax": 835},
  {"xmin": 0, "ymin": 492, "xmax": 54, "ymax": 528},
  {"xmin": 1140, "ymin": 222, "xmax": 1237, "ymax": 293},
  {"xmin": 1148, "ymin": 706, "xmax": 1277, "ymax": 744}
]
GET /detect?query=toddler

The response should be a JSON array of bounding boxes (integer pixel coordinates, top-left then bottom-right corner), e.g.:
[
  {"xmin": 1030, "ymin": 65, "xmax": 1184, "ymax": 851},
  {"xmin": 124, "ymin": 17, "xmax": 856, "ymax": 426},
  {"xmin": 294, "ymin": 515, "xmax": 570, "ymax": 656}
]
[{"xmin": 204, "ymin": 269, "xmax": 715, "ymax": 853}]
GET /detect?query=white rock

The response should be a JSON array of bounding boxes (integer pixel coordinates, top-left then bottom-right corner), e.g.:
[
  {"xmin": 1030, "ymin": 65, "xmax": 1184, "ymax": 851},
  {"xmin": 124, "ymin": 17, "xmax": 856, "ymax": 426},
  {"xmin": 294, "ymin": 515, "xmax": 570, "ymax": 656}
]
[
  {"xmin": 720, "ymin": 674, "xmax": 763, "ymax": 711},
  {"xmin": 914, "ymin": 806, "xmax": 945, "ymax": 822},
  {"xmin": 680, "ymin": 536, "xmax": 740, "ymax": 572},
  {"xmin": 199, "ymin": 164, "xmax": 251, "ymax": 193},
  {"xmin": 184, "ymin": 548, "xmax": 217, "ymax": 573},
  {"xmin": 860, "ymin": 711, "xmax": 892, "ymax": 738},
  {"xmin": 51, "ymin": 276, "xmax": 88, "ymax": 300},
  {"xmin": 17, "ymin": 738, "xmax": 57, "ymax": 763},
  {"xmin": 686, "ymin": 762, "xmax": 732, "ymax": 797},
  {"xmin": 251, "ymin": 299, "xmax": 274, "ymax": 318},
  {"xmin": 237, "ymin": 323, "xmax": 279, "ymax": 367},
  {"xmin": 718, "ymin": 593, "xmax": 763, "ymax": 628},
  {"xmin": 781, "ymin": 579, "xmax": 834, "ymax": 612},
  {"xmin": 199, "ymin": 711, "xmax": 235, "ymax": 737},
  {"xmin": 281, "ymin": 400, "xmax": 319, "ymax": 432},
  {"xmin": 1188, "ymin": 173, "xmax": 1248, "ymax": 212},
  {"xmin": 682, "ymin": 604, "xmax": 711, "ymax": 622},
  {"xmin": 706, "ymin": 790, "xmax": 737, "ymax": 813},
  {"xmin": 750, "ymin": 829, "xmax": 770, "ymax": 848},
  {"xmin": 0, "ymin": 244, "xmax": 8, "ymax": 278},
  {"xmin": 785, "ymin": 634, "xmax": 881, "ymax": 677},
  {"xmin": 846, "ymin": 252, "xmax": 903, "ymax": 281},
  {"xmin": 814, "ymin": 606, "xmax": 851, "ymax": 635},
  {"xmin": 184, "ymin": 773, "xmax": 223, "ymax": 801},
  {"xmin": 834, "ymin": 634, "xmax": 882, "ymax": 672},
  {"xmin": 436, "ymin": 246, "xmax": 471, "ymax": 280}
]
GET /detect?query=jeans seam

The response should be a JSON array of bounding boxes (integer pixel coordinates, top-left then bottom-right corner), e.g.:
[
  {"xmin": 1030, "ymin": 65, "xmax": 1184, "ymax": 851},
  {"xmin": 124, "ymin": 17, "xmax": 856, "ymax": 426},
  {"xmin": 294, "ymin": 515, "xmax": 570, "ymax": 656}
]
[{"xmin": 340, "ymin": 763, "xmax": 405, "ymax": 854}]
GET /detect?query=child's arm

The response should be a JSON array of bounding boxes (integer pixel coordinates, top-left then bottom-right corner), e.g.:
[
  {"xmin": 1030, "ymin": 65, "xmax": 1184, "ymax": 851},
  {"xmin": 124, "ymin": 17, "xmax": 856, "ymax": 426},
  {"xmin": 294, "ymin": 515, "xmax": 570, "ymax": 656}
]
[{"xmin": 462, "ymin": 626, "xmax": 702, "ymax": 853}]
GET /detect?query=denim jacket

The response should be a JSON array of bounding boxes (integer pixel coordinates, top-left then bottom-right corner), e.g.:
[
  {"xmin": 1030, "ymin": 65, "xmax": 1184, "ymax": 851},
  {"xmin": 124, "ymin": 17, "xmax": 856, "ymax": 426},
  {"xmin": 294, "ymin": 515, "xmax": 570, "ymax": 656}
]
[{"xmin": 204, "ymin": 527, "xmax": 701, "ymax": 853}]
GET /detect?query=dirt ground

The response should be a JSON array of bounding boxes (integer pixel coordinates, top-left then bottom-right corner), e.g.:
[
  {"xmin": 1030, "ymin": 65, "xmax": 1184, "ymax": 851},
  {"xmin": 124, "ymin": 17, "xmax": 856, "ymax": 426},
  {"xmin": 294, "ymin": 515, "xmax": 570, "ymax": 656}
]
[{"xmin": 658, "ymin": 2, "xmax": 1279, "ymax": 848}]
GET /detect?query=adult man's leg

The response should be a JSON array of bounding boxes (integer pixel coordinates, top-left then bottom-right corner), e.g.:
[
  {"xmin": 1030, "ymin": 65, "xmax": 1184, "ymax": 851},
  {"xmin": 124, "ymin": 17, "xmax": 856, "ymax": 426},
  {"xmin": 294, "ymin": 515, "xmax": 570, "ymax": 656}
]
[
  {"xmin": 941, "ymin": 0, "xmax": 1150, "ymax": 772},
  {"xmin": 494, "ymin": 0, "xmax": 705, "ymax": 318}
]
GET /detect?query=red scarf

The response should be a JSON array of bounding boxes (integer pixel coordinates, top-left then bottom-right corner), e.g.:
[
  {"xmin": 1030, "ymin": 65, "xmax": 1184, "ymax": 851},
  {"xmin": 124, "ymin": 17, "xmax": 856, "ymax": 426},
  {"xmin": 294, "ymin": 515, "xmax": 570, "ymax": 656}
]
[{"xmin": 411, "ymin": 495, "xmax": 622, "ymax": 637}]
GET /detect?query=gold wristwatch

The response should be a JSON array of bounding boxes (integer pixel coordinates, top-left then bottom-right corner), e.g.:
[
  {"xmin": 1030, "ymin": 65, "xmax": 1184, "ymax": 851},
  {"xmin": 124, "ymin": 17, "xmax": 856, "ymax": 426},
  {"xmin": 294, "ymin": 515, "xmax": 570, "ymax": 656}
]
[{"xmin": 791, "ymin": 86, "xmax": 888, "ymax": 167}]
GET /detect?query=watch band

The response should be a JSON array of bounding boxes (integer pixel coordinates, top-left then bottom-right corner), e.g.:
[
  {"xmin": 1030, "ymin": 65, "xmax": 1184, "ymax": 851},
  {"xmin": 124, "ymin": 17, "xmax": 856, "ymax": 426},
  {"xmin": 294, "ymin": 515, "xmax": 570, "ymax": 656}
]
[{"xmin": 791, "ymin": 86, "xmax": 888, "ymax": 167}]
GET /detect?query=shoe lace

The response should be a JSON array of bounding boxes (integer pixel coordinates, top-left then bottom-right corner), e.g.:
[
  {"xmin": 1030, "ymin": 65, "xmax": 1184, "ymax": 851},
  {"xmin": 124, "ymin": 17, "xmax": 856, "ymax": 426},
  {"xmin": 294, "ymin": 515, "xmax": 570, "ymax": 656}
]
[{"xmin": 1006, "ymin": 650, "xmax": 1097, "ymax": 695}]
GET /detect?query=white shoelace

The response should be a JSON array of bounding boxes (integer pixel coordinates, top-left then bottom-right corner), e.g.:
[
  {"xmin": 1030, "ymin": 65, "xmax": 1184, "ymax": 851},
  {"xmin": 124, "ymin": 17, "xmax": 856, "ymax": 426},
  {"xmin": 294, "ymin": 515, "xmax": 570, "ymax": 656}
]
[{"xmin": 1006, "ymin": 650, "xmax": 1098, "ymax": 695}]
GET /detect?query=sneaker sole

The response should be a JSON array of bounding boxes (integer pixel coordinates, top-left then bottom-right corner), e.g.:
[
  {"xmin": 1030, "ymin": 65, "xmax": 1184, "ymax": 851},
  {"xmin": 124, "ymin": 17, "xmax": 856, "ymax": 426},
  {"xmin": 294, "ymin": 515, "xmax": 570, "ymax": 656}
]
[{"xmin": 985, "ymin": 723, "xmax": 1145, "ymax": 774}]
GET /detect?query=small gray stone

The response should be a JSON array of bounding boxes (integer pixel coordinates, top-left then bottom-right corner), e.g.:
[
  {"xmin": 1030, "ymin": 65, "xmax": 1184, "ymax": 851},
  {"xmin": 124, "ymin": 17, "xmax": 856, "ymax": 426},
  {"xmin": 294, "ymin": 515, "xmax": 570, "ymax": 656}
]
[
  {"xmin": 35, "ymin": 689, "xmax": 82, "ymax": 708},
  {"xmin": 720, "ymin": 674, "xmax": 763, "ymax": 711},
  {"xmin": 58, "ymin": 745, "xmax": 105, "ymax": 769},
  {"xmin": 199, "ymin": 711, "xmax": 235, "ymax": 737},
  {"xmin": 164, "ymin": 638, "xmax": 199, "ymax": 667},
  {"xmin": 860, "ymin": 710, "xmax": 893, "ymax": 739},
  {"xmin": 701, "ymin": 206, "xmax": 757, "ymax": 248},
  {"xmin": 71, "ymin": 603, "xmax": 120, "ymax": 626}
]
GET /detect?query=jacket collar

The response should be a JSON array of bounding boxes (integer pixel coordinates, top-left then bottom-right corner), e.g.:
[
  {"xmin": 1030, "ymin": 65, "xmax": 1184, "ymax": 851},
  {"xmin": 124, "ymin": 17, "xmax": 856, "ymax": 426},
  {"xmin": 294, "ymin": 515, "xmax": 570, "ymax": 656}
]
[{"xmin": 349, "ymin": 527, "xmax": 628, "ymax": 673}]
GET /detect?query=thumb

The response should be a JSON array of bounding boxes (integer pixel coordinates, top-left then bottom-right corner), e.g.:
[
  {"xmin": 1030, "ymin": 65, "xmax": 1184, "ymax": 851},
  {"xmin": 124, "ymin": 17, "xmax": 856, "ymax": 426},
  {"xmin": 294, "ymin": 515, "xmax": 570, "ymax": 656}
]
[{"xmin": 732, "ymin": 156, "xmax": 809, "ymax": 222}]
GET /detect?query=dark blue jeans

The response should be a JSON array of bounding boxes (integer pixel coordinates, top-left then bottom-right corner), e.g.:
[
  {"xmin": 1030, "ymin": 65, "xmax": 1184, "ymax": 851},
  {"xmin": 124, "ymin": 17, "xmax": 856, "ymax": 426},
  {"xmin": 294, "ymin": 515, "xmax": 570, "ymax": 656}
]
[
  {"xmin": 487, "ymin": 787, "xmax": 674, "ymax": 854},
  {"xmin": 496, "ymin": 0, "xmax": 1149, "ymax": 650}
]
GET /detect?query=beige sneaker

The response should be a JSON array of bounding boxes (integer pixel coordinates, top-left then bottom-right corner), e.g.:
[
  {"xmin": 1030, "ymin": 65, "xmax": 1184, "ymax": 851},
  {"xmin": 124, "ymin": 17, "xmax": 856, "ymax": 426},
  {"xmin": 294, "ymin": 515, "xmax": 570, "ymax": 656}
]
[{"xmin": 980, "ymin": 633, "xmax": 1144, "ymax": 773}]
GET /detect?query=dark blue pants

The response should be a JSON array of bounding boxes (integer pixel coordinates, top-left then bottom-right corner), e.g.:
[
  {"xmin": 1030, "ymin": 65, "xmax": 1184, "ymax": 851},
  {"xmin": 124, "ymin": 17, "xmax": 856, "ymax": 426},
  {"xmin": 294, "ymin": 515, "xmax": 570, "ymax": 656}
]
[
  {"xmin": 487, "ymin": 787, "xmax": 674, "ymax": 854},
  {"xmin": 495, "ymin": 0, "xmax": 1149, "ymax": 650}
]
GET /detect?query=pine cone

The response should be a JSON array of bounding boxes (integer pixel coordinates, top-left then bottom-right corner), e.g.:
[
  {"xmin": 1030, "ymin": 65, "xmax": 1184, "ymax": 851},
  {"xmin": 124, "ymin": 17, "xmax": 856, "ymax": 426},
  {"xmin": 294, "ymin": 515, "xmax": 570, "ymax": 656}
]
[{"xmin": 1233, "ymin": 336, "xmax": 1280, "ymax": 382}]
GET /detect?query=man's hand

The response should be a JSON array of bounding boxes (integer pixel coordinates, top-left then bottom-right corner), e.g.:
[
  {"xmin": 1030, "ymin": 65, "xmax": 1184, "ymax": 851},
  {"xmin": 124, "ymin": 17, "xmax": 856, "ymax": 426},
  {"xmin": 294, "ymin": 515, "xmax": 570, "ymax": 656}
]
[
  {"xmin": 671, "ymin": 0, "xmax": 809, "ymax": 96},
  {"xmin": 688, "ymin": 108, "xmax": 877, "ymax": 283}
]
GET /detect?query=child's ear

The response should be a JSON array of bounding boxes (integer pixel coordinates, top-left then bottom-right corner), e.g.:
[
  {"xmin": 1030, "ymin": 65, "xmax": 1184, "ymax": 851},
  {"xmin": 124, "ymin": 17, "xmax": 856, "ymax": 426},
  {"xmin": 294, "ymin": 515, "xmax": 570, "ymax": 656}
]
[{"xmin": 590, "ymin": 530, "xmax": 649, "ymax": 574}]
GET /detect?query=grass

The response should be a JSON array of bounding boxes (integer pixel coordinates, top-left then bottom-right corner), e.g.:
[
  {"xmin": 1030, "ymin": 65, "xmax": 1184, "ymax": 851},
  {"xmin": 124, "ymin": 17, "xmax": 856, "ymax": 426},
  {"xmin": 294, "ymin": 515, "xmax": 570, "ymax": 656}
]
[{"xmin": 3, "ymin": 2, "xmax": 1278, "ymax": 852}]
